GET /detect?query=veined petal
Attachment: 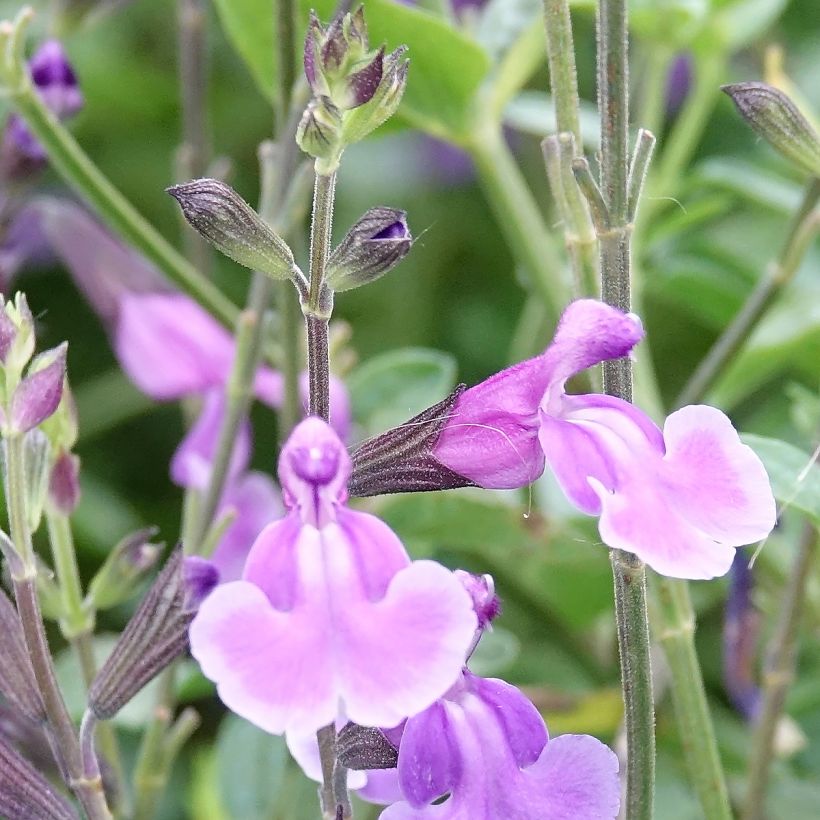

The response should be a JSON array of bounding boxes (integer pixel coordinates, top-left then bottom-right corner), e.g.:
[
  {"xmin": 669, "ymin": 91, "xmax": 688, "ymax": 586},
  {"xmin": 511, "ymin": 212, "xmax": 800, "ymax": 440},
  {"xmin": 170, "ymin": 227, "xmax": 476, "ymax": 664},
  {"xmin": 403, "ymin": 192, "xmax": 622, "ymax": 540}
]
[
  {"xmin": 170, "ymin": 389, "xmax": 251, "ymax": 490},
  {"xmin": 115, "ymin": 292, "xmax": 234, "ymax": 399},
  {"xmin": 660, "ymin": 405, "xmax": 776, "ymax": 545}
]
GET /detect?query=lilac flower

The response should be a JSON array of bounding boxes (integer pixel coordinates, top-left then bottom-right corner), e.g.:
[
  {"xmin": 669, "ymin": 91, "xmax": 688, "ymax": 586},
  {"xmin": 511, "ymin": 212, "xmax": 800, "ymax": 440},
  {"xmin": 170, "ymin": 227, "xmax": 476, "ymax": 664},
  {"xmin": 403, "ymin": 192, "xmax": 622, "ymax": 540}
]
[
  {"xmin": 3, "ymin": 40, "xmax": 83, "ymax": 166},
  {"xmin": 432, "ymin": 299, "xmax": 776, "ymax": 580},
  {"xmin": 380, "ymin": 670, "xmax": 619, "ymax": 819},
  {"xmin": 189, "ymin": 417, "xmax": 477, "ymax": 735}
]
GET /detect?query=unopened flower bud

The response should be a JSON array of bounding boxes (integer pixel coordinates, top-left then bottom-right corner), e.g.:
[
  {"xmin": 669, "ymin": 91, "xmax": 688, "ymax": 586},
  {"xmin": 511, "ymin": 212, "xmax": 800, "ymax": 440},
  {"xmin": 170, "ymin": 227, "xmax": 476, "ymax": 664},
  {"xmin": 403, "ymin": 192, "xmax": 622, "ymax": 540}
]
[
  {"xmin": 167, "ymin": 179, "xmax": 297, "ymax": 280},
  {"xmin": 342, "ymin": 47, "xmax": 408, "ymax": 146},
  {"xmin": 0, "ymin": 293, "xmax": 35, "ymax": 378},
  {"xmin": 0, "ymin": 735, "xmax": 77, "ymax": 820},
  {"xmin": 296, "ymin": 96, "xmax": 344, "ymax": 173},
  {"xmin": 89, "ymin": 547, "xmax": 218, "ymax": 719},
  {"xmin": 349, "ymin": 384, "xmax": 474, "ymax": 496},
  {"xmin": 47, "ymin": 449, "xmax": 80, "ymax": 515},
  {"xmin": 40, "ymin": 383, "xmax": 79, "ymax": 453},
  {"xmin": 722, "ymin": 82, "xmax": 820, "ymax": 177},
  {"xmin": 87, "ymin": 527, "xmax": 162, "ymax": 611},
  {"xmin": 8, "ymin": 343, "xmax": 67, "ymax": 434},
  {"xmin": 454, "ymin": 571, "xmax": 501, "ymax": 630},
  {"xmin": 336, "ymin": 722, "xmax": 399, "ymax": 771},
  {"xmin": 0, "ymin": 587, "xmax": 45, "ymax": 723},
  {"xmin": 326, "ymin": 208, "xmax": 411, "ymax": 292}
]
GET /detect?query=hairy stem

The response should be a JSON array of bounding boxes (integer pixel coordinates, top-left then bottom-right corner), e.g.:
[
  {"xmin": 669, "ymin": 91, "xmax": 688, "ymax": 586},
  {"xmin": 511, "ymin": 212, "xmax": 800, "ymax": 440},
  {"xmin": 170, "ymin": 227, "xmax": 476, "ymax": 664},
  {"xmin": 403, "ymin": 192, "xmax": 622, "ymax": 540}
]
[
  {"xmin": 654, "ymin": 578, "xmax": 732, "ymax": 819},
  {"xmin": 6, "ymin": 439, "xmax": 111, "ymax": 819},
  {"xmin": 596, "ymin": 1, "xmax": 655, "ymax": 816},
  {"xmin": 742, "ymin": 522, "xmax": 817, "ymax": 820}
]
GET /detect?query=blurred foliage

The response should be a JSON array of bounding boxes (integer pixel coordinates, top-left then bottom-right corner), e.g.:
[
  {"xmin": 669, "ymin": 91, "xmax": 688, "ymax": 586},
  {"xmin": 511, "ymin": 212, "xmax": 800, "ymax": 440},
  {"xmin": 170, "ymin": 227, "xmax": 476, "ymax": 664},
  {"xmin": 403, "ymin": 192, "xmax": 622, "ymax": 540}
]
[{"xmin": 1, "ymin": 0, "xmax": 819, "ymax": 817}]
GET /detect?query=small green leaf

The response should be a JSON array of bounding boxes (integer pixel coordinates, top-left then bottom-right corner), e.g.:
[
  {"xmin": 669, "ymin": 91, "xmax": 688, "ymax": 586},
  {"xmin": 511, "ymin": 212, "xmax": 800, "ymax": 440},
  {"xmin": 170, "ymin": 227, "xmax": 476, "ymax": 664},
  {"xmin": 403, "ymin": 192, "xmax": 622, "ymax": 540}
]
[
  {"xmin": 348, "ymin": 347, "xmax": 456, "ymax": 436},
  {"xmin": 216, "ymin": 715, "xmax": 288, "ymax": 820},
  {"xmin": 742, "ymin": 434, "xmax": 820, "ymax": 523}
]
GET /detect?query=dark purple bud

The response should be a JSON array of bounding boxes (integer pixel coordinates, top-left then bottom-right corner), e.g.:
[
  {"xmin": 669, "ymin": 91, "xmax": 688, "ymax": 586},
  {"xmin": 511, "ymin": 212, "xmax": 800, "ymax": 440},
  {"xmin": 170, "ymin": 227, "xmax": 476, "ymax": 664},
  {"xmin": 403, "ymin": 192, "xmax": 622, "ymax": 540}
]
[
  {"xmin": 0, "ymin": 587, "xmax": 46, "ymax": 724},
  {"xmin": 167, "ymin": 179, "xmax": 297, "ymax": 280},
  {"xmin": 89, "ymin": 547, "xmax": 217, "ymax": 719},
  {"xmin": 722, "ymin": 82, "xmax": 820, "ymax": 177},
  {"xmin": 9, "ymin": 343, "xmax": 67, "ymax": 434},
  {"xmin": 337, "ymin": 722, "xmax": 399, "ymax": 770},
  {"xmin": 723, "ymin": 551, "xmax": 761, "ymax": 721},
  {"xmin": 454, "ymin": 571, "xmax": 501, "ymax": 630},
  {"xmin": 665, "ymin": 53, "xmax": 692, "ymax": 116},
  {"xmin": 303, "ymin": 12, "xmax": 325, "ymax": 93},
  {"xmin": 0, "ymin": 735, "xmax": 77, "ymax": 820},
  {"xmin": 325, "ymin": 207, "xmax": 411, "ymax": 292},
  {"xmin": 349, "ymin": 385, "xmax": 475, "ymax": 496},
  {"xmin": 345, "ymin": 47, "xmax": 384, "ymax": 108},
  {"xmin": 5, "ymin": 40, "xmax": 83, "ymax": 164},
  {"xmin": 321, "ymin": 17, "xmax": 348, "ymax": 74},
  {"xmin": 87, "ymin": 527, "xmax": 162, "ymax": 611},
  {"xmin": 182, "ymin": 556, "xmax": 220, "ymax": 612},
  {"xmin": 345, "ymin": 7, "xmax": 369, "ymax": 52},
  {"xmin": 48, "ymin": 450, "xmax": 80, "ymax": 515}
]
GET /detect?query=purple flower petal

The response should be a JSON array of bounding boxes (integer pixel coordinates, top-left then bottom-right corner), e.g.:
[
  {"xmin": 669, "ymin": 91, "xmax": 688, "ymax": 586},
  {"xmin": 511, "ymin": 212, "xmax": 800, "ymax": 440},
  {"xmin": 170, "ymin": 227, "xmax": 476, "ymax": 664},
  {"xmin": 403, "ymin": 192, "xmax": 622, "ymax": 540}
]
[
  {"xmin": 210, "ymin": 471, "xmax": 282, "ymax": 583},
  {"xmin": 170, "ymin": 389, "xmax": 251, "ymax": 490},
  {"xmin": 190, "ymin": 418, "xmax": 476, "ymax": 735},
  {"xmin": 114, "ymin": 291, "xmax": 234, "ymax": 399}
]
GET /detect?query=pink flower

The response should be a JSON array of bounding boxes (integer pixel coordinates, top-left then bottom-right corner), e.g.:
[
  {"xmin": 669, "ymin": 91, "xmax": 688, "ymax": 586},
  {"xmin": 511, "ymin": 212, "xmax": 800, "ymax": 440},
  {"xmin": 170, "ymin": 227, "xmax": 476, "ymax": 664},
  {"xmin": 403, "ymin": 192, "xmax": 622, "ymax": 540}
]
[
  {"xmin": 189, "ymin": 417, "xmax": 477, "ymax": 735},
  {"xmin": 432, "ymin": 299, "xmax": 776, "ymax": 580}
]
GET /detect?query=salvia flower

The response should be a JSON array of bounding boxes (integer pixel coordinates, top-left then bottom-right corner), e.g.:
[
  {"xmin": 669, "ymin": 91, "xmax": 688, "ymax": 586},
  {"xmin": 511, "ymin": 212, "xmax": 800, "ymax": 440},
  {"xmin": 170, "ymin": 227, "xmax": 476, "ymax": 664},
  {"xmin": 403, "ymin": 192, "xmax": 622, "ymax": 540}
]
[
  {"xmin": 189, "ymin": 417, "xmax": 477, "ymax": 735},
  {"xmin": 363, "ymin": 299, "xmax": 775, "ymax": 580},
  {"xmin": 379, "ymin": 670, "xmax": 620, "ymax": 819},
  {"xmin": 3, "ymin": 40, "xmax": 83, "ymax": 168}
]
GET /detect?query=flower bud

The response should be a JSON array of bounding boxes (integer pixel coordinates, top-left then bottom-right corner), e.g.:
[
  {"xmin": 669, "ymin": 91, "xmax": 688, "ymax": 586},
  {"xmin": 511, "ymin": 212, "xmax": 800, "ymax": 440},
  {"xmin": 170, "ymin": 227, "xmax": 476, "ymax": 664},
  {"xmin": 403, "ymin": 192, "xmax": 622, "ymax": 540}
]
[
  {"xmin": 296, "ymin": 96, "xmax": 344, "ymax": 173},
  {"xmin": 89, "ymin": 547, "xmax": 218, "ymax": 719},
  {"xmin": 0, "ymin": 586, "xmax": 45, "ymax": 723},
  {"xmin": 349, "ymin": 384, "xmax": 474, "ymax": 496},
  {"xmin": 86, "ymin": 527, "xmax": 162, "ymax": 611},
  {"xmin": 0, "ymin": 735, "xmax": 77, "ymax": 820},
  {"xmin": 326, "ymin": 208, "xmax": 411, "ymax": 292},
  {"xmin": 336, "ymin": 722, "xmax": 399, "ymax": 771},
  {"xmin": 8, "ymin": 343, "xmax": 67, "ymax": 434},
  {"xmin": 47, "ymin": 449, "xmax": 80, "ymax": 515},
  {"xmin": 341, "ymin": 47, "xmax": 408, "ymax": 146},
  {"xmin": 40, "ymin": 383, "xmax": 79, "ymax": 453},
  {"xmin": 722, "ymin": 82, "xmax": 820, "ymax": 177},
  {"xmin": 0, "ymin": 293, "xmax": 35, "ymax": 378},
  {"xmin": 167, "ymin": 179, "xmax": 297, "ymax": 280},
  {"xmin": 454, "ymin": 571, "xmax": 501, "ymax": 630}
]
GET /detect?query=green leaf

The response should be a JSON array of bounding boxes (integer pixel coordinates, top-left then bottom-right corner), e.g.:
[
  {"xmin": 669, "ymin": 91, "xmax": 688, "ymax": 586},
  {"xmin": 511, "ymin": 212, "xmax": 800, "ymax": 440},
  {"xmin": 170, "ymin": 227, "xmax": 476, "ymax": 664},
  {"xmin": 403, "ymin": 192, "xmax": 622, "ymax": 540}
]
[
  {"xmin": 742, "ymin": 434, "xmax": 820, "ymax": 524},
  {"xmin": 347, "ymin": 347, "xmax": 456, "ymax": 436},
  {"xmin": 214, "ymin": 0, "xmax": 490, "ymax": 138},
  {"xmin": 216, "ymin": 715, "xmax": 288, "ymax": 820},
  {"xmin": 211, "ymin": 0, "xmax": 276, "ymax": 102}
]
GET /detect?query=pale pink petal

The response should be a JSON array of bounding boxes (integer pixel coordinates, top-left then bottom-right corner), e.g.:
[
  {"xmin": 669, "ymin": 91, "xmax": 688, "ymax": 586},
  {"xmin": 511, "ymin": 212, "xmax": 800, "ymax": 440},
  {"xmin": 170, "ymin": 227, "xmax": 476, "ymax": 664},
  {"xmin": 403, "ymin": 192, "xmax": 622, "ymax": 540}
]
[
  {"xmin": 189, "ymin": 579, "xmax": 336, "ymax": 735},
  {"xmin": 114, "ymin": 292, "xmax": 234, "ymax": 399},
  {"xmin": 660, "ymin": 405, "xmax": 776, "ymax": 544}
]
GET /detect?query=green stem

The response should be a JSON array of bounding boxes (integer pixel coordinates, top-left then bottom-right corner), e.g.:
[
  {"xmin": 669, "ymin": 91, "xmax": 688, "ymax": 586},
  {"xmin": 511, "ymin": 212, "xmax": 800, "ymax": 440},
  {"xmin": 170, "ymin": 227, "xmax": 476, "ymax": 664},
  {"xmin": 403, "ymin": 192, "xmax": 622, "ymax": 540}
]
[
  {"xmin": 742, "ymin": 522, "xmax": 817, "ymax": 820},
  {"xmin": 5, "ymin": 436, "xmax": 112, "ymax": 819},
  {"xmin": 5, "ymin": 73, "xmax": 237, "ymax": 327},
  {"xmin": 654, "ymin": 578, "xmax": 732, "ymax": 820},
  {"xmin": 468, "ymin": 122, "xmax": 566, "ymax": 322},
  {"xmin": 596, "ymin": 1, "xmax": 655, "ymax": 816},
  {"xmin": 305, "ymin": 170, "xmax": 337, "ymax": 420},
  {"xmin": 675, "ymin": 178, "xmax": 820, "ymax": 408},
  {"xmin": 542, "ymin": 0, "xmax": 582, "ymax": 144}
]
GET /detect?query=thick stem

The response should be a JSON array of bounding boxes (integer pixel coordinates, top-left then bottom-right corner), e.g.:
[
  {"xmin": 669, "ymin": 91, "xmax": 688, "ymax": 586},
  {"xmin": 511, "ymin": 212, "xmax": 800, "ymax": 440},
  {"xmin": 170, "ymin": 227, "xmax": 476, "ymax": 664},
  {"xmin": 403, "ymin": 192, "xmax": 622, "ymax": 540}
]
[
  {"xmin": 468, "ymin": 123, "xmax": 566, "ymax": 323},
  {"xmin": 675, "ymin": 179, "xmax": 820, "ymax": 408},
  {"xmin": 177, "ymin": 0, "xmax": 211, "ymax": 272},
  {"xmin": 305, "ymin": 170, "xmax": 337, "ymax": 421},
  {"xmin": 596, "ymin": 2, "xmax": 655, "ymax": 817},
  {"xmin": 742, "ymin": 522, "xmax": 817, "ymax": 820},
  {"xmin": 655, "ymin": 578, "xmax": 732, "ymax": 819},
  {"xmin": 7, "ymin": 79, "xmax": 237, "ymax": 327}
]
